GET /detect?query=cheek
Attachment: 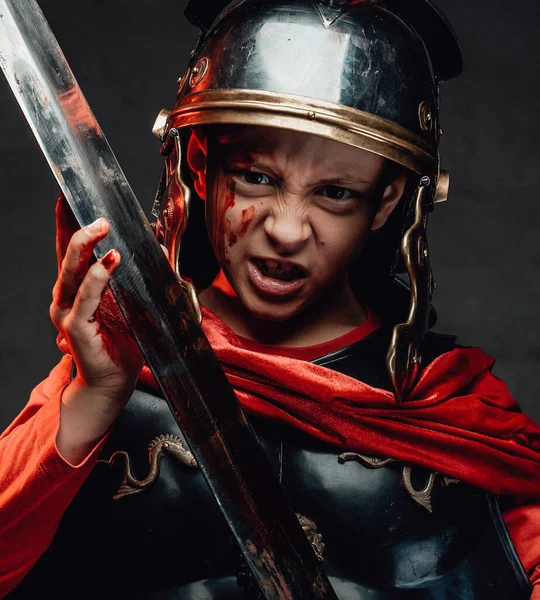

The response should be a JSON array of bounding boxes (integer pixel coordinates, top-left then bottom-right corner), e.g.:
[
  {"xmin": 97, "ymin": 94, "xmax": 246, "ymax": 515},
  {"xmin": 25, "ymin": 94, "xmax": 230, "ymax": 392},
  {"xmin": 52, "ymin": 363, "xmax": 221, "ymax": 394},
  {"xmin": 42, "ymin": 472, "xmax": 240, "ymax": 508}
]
[
  {"xmin": 315, "ymin": 215, "xmax": 371, "ymax": 274},
  {"xmin": 225, "ymin": 204, "xmax": 257, "ymax": 250},
  {"xmin": 208, "ymin": 176, "xmax": 258, "ymax": 266},
  {"xmin": 206, "ymin": 175, "xmax": 236, "ymax": 263},
  {"xmin": 239, "ymin": 205, "xmax": 256, "ymax": 236}
]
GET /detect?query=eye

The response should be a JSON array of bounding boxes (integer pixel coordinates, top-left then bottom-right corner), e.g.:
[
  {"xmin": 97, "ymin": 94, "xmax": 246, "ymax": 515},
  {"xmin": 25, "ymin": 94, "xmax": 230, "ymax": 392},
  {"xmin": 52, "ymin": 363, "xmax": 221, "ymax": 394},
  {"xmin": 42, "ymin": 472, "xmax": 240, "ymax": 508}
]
[
  {"xmin": 238, "ymin": 171, "xmax": 272, "ymax": 186},
  {"xmin": 318, "ymin": 185, "xmax": 357, "ymax": 201}
]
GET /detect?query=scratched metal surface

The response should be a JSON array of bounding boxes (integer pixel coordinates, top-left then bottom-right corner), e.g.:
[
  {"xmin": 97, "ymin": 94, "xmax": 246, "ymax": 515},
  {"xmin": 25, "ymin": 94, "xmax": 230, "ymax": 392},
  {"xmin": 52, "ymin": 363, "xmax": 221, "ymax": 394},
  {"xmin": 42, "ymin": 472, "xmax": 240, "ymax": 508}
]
[{"xmin": 0, "ymin": 1, "xmax": 337, "ymax": 597}]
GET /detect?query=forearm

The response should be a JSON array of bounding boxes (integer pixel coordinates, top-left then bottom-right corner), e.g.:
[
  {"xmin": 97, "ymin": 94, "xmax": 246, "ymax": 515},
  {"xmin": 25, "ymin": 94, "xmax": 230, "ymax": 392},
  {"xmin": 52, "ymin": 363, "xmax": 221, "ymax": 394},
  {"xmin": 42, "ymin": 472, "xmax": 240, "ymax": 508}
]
[
  {"xmin": 0, "ymin": 357, "xmax": 109, "ymax": 596},
  {"xmin": 57, "ymin": 377, "xmax": 129, "ymax": 465}
]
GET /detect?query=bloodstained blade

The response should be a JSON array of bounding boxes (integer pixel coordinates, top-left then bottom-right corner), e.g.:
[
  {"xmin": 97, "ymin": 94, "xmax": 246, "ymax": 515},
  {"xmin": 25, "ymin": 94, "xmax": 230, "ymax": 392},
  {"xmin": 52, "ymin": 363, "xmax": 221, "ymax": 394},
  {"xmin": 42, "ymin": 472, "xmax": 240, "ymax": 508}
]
[{"xmin": 0, "ymin": 1, "xmax": 338, "ymax": 598}]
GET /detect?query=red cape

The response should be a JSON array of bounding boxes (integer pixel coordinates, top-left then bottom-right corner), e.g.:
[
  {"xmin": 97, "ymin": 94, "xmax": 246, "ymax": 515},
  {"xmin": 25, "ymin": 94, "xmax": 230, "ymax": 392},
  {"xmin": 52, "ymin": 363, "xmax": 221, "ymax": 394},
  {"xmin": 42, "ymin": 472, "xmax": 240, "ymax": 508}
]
[
  {"xmin": 54, "ymin": 195, "xmax": 540, "ymax": 500},
  {"xmin": 139, "ymin": 307, "xmax": 540, "ymax": 499}
]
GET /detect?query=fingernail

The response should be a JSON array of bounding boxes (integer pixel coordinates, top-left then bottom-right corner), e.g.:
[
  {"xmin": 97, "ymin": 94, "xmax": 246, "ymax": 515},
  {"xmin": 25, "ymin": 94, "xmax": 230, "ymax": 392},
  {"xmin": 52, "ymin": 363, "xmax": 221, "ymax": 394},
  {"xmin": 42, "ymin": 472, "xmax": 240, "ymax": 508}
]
[
  {"xmin": 100, "ymin": 249, "xmax": 119, "ymax": 269},
  {"xmin": 85, "ymin": 218, "xmax": 104, "ymax": 234}
]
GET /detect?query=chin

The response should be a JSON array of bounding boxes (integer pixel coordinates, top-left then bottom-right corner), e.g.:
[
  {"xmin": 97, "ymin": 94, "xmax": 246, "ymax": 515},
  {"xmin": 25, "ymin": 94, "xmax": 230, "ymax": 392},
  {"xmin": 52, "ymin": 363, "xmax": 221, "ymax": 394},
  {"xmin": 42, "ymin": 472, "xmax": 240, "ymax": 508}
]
[{"xmin": 240, "ymin": 294, "xmax": 307, "ymax": 323}]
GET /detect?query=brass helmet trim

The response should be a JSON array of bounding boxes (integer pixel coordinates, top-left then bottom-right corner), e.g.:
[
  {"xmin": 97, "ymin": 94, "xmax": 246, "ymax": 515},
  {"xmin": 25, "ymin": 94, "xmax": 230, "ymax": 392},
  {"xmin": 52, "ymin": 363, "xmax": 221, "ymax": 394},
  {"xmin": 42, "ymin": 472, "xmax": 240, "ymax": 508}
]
[{"xmin": 169, "ymin": 89, "xmax": 438, "ymax": 175}]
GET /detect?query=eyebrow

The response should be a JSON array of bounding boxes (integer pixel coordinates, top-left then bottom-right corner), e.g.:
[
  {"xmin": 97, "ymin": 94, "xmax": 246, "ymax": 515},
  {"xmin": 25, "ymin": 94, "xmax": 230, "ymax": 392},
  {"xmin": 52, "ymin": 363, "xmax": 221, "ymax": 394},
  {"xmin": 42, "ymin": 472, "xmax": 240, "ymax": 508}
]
[
  {"xmin": 315, "ymin": 175, "xmax": 373, "ymax": 186},
  {"xmin": 220, "ymin": 143, "xmax": 373, "ymax": 187}
]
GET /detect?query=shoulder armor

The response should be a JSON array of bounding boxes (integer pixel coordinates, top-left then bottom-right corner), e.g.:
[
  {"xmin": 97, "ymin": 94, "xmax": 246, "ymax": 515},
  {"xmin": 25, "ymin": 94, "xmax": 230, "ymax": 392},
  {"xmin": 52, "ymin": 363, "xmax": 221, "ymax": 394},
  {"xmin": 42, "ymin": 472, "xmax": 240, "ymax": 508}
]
[{"xmin": 421, "ymin": 330, "xmax": 460, "ymax": 365}]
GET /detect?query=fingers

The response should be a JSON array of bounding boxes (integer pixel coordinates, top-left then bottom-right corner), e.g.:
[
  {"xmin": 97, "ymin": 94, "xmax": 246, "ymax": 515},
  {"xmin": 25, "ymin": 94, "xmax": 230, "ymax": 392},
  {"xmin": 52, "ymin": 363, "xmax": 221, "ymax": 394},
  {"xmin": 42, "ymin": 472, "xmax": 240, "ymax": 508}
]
[
  {"xmin": 54, "ymin": 218, "xmax": 110, "ymax": 310},
  {"xmin": 55, "ymin": 194, "xmax": 81, "ymax": 270},
  {"xmin": 69, "ymin": 249, "xmax": 121, "ymax": 327}
]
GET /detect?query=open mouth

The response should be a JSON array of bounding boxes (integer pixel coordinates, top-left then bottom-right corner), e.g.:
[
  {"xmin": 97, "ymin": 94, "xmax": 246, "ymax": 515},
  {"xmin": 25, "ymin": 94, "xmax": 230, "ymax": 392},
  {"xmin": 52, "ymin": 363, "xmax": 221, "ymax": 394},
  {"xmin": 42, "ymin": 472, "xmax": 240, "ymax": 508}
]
[{"xmin": 252, "ymin": 258, "xmax": 307, "ymax": 282}]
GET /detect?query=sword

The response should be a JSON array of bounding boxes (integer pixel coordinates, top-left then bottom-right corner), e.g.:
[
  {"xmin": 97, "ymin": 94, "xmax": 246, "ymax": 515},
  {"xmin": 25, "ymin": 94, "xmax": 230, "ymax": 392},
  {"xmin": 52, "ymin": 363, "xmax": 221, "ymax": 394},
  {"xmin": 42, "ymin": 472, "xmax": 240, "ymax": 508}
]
[{"xmin": 0, "ymin": 2, "xmax": 338, "ymax": 598}]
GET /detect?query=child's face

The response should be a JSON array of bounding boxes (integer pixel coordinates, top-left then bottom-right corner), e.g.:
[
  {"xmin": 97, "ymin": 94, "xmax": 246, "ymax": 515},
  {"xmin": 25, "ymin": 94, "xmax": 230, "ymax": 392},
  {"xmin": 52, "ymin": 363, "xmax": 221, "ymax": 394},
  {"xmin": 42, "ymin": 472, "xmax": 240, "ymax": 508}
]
[{"xmin": 191, "ymin": 126, "xmax": 404, "ymax": 322}]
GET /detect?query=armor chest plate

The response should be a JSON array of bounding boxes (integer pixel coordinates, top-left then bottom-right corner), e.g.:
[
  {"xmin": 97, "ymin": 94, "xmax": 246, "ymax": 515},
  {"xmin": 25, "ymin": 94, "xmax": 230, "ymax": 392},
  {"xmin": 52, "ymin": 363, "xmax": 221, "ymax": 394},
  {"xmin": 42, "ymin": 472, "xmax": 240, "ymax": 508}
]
[
  {"xmin": 9, "ymin": 331, "xmax": 531, "ymax": 599},
  {"xmin": 10, "ymin": 386, "xmax": 530, "ymax": 600}
]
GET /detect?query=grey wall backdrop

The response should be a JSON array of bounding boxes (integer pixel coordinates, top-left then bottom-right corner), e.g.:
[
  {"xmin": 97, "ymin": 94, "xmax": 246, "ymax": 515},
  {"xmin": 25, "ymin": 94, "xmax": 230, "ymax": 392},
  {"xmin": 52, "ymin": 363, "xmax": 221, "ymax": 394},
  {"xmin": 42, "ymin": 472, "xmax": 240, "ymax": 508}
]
[{"xmin": 0, "ymin": 0, "xmax": 539, "ymax": 431}]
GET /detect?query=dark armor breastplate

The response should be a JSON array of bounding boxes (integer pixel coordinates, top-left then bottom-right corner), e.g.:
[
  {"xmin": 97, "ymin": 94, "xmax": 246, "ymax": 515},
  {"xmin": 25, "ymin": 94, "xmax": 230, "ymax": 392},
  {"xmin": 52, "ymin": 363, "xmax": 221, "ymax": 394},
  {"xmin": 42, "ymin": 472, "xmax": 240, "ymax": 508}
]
[{"xmin": 9, "ymin": 329, "xmax": 531, "ymax": 599}]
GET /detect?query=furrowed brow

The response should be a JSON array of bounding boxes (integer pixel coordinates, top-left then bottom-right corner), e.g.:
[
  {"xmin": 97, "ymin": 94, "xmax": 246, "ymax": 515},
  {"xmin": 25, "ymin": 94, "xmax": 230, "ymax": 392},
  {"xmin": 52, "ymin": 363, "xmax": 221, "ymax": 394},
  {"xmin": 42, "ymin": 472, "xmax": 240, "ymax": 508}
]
[{"xmin": 315, "ymin": 174, "xmax": 372, "ymax": 187}]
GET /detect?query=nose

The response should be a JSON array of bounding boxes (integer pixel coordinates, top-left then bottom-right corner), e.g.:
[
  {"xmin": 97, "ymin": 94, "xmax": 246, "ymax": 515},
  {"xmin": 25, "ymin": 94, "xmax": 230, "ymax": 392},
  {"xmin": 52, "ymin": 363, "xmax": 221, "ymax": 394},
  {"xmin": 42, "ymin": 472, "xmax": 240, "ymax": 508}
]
[{"xmin": 263, "ymin": 203, "xmax": 311, "ymax": 255}]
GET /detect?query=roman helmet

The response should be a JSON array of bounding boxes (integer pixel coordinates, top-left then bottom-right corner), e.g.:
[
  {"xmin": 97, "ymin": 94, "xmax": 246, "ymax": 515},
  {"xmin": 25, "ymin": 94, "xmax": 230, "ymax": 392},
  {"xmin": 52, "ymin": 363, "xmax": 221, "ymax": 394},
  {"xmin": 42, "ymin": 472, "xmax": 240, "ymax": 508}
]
[{"xmin": 150, "ymin": 0, "xmax": 463, "ymax": 401}]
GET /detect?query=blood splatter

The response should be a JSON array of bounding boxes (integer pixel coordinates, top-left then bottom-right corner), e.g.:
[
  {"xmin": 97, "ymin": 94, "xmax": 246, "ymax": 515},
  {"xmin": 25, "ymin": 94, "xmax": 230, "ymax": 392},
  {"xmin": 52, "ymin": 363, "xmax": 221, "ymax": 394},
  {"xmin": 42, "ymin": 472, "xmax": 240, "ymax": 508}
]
[
  {"xmin": 96, "ymin": 320, "xmax": 122, "ymax": 367},
  {"xmin": 93, "ymin": 287, "xmax": 140, "ymax": 369},
  {"xmin": 229, "ymin": 233, "xmax": 238, "ymax": 247},
  {"xmin": 53, "ymin": 219, "xmax": 108, "ymax": 310},
  {"xmin": 224, "ymin": 180, "xmax": 236, "ymax": 211},
  {"xmin": 101, "ymin": 249, "xmax": 119, "ymax": 269},
  {"xmin": 239, "ymin": 206, "xmax": 256, "ymax": 236},
  {"xmin": 74, "ymin": 234, "xmax": 99, "ymax": 275},
  {"xmin": 232, "ymin": 160, "xmax": 255, "ymax": 171}
]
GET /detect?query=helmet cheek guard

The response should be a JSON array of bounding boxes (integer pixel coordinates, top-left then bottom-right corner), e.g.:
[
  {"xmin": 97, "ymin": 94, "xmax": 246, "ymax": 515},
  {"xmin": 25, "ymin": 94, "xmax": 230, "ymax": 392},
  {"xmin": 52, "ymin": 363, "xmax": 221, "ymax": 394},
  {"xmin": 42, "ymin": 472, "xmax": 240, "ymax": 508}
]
[
  {"xmin": 150, "ymin": 121, "xmax": 202, "ymax": 325},
  {"xmin": 151, "ymin": 0, "xmax": 462, "ymax": 401}
]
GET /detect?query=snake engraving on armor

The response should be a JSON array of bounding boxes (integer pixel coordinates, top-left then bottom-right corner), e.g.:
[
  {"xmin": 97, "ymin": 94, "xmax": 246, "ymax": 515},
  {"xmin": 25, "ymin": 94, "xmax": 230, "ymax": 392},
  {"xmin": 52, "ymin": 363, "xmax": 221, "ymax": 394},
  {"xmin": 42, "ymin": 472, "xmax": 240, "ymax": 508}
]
[
  {"xmin": 99, "ymin": 434, "xmax": 198, "ymax": 500},
  {"xmin": 338, "ymin": 452, "xmax": 460, "ymax": 514},
  {"xmin": 296, "ymin": 513, "xmax": 325, "ymax": 562}
]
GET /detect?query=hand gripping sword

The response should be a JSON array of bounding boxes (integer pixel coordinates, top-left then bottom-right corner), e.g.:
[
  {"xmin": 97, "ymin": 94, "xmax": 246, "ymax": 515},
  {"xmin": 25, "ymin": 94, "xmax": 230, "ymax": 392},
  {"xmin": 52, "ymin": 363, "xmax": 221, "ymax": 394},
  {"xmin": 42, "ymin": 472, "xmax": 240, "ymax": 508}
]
[{"xmin": 0, "ymin": 2, "xmax": 338, "ymax": 598}]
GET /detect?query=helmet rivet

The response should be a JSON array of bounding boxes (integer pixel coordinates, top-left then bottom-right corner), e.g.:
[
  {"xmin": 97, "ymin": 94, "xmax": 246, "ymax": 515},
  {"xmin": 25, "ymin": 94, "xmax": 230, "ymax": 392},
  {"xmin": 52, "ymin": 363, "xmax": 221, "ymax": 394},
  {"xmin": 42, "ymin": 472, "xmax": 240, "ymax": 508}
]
[
  {"xmin": 163, "ymin": 199, "xmax": 175, "ymax": 231},
  {"xmin": 190, "ymin": 57, "xmax": 210, "ymax": 88},
  {"xmin": 418, "ymin": 101, "xmax": 434, "ymax": 133},
  {"xmin": 307, "ymin": 111, "xmax": 316, "ymax": 120},
  {"xmin": 438, "ymin": 128, "xmax": 444, "ymax": 137},
  {"xmin": 176, "ymin": 68, "xmax": 189, "ymax": 93},
  {"xmin": 418, "ymin": 238, "xmax": 429, "ymax": 270},
  {"xmin": 410, "ymin": 346, "xmax": 422, "ymax": 367},
  {"xmin": 150, "ymin": 220, "xmax": 164, "ymax": 244},
  {"xmin": 420, "ymin": 176, "xmax": 430, "ymax": 187}
]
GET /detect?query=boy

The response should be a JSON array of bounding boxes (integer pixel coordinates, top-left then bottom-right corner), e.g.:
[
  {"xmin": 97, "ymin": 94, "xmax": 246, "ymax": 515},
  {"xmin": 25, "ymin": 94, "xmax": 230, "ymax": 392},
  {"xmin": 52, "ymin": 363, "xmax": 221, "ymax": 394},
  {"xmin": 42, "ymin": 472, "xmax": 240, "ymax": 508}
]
[{"xmin": 1, "ymin": 0, "xmax": 540, "ymax": 598}]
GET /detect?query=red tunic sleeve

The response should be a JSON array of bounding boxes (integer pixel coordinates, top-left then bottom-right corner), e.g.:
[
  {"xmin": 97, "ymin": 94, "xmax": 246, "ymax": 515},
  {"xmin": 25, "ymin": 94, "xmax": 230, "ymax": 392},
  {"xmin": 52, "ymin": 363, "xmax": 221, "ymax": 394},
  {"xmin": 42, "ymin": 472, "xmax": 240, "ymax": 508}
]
[
  {"xmin": 0, "ymin": 356, "xmax": 108, "ymax": 598},
  {"xmin": 504, "ymin": 502, "xmax": 540, "ymax": 598}
]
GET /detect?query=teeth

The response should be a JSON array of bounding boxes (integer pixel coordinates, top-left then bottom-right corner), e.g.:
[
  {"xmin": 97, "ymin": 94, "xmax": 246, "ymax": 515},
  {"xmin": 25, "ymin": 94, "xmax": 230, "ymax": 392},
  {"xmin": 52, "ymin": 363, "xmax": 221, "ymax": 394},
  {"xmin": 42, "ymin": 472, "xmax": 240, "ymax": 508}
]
[
  {"xmin": 263, "ymin": 260, "xmax": 296, "ymax": 271},
  {"xmin": 255, "ymin": 259, "xmax": 303, "ymax": 282}
]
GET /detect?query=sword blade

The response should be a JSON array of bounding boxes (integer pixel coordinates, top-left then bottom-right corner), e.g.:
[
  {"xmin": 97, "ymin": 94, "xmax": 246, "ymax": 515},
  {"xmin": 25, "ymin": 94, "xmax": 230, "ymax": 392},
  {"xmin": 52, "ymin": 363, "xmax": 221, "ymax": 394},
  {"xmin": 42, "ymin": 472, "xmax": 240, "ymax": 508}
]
[{"xmin": 0, "ymin": 2, "xmax": 338, "ymax": 598}]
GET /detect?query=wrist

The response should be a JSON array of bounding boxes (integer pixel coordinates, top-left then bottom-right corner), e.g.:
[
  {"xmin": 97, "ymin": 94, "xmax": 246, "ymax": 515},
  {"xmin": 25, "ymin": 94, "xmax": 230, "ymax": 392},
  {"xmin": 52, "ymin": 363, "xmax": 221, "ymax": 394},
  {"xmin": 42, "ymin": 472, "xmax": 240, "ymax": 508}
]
[
  {"xmin": 72, "ymin": 374, "xmax": 135, "ymax": 407},
  {"xmin": 56, "ymin": 378, "xmax": 131, "ymax": 465}
]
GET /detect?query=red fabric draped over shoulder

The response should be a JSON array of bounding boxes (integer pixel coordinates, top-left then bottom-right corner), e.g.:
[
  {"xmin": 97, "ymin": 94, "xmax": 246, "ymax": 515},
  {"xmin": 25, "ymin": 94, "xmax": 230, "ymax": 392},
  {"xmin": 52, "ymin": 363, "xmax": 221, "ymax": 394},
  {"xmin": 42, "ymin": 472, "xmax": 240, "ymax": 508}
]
[{"xmin": 140, "ymin": 307, "xmax": 540, "ymax": 499}]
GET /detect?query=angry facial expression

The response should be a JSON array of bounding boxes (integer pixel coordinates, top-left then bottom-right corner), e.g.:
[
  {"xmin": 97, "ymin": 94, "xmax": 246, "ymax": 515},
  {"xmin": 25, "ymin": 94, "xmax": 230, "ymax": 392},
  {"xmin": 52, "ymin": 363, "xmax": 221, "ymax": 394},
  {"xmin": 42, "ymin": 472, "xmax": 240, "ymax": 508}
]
[{"xmin": 193, "ymin": 126, "xmax": 404, "ymax": 322}]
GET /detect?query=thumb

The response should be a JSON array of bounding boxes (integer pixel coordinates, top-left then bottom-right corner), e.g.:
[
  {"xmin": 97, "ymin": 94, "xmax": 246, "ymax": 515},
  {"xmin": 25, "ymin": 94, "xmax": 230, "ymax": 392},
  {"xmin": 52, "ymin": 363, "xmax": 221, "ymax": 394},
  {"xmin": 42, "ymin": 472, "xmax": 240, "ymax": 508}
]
[{"xmin": 55, "ymin": 193, "xmax": 80, "ymax": 271}]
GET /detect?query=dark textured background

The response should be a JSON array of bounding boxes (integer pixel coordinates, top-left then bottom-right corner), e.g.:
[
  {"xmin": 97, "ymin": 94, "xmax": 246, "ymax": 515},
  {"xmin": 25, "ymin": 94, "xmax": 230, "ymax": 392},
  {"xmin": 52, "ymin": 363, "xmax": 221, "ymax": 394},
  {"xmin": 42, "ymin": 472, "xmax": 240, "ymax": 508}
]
[{"xmin": 0, "ymin": 0, "xmax": 539, "ymax": 430}]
